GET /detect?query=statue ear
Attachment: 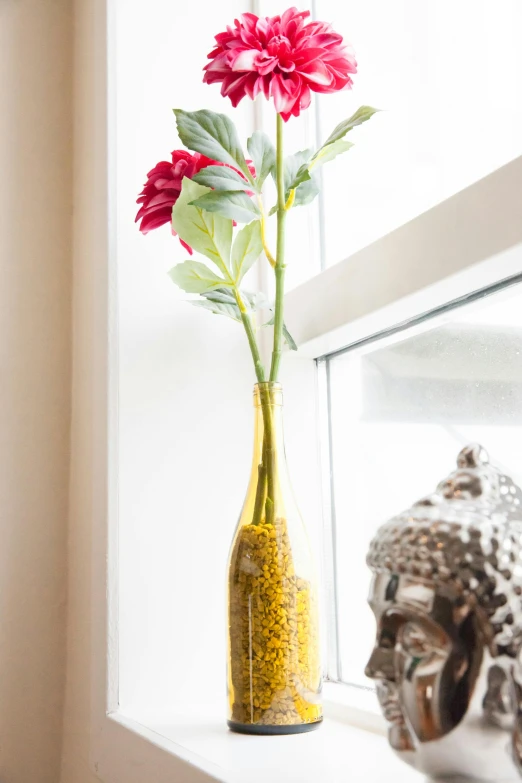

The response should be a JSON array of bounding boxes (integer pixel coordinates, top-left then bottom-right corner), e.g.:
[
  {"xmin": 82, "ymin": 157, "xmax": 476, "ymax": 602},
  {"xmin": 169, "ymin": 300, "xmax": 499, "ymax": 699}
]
[
  {"xmin": 453, "ymin": 596, "xmax": 472, "ymax": 626},
  {"xmin": 453, "ymin": 652, "xmax": 469, "ymax": 681},
  {"xmin": 511, "ymin": 677, "xmax": 522, "ymax": 772}
]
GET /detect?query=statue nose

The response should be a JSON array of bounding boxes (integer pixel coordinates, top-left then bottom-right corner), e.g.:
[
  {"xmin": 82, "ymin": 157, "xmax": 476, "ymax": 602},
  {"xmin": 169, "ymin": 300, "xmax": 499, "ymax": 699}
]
[{"xmin": 365, "ymin": 648, "xmax": 395, "ymax": 681}]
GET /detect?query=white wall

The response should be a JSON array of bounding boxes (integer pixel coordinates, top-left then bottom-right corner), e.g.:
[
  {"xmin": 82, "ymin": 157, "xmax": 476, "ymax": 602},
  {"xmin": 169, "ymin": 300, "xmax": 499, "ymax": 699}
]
[
  {"xmin": 0, "ymin": 0, "xmax": 72, "ymax": 781},
  {"xmin": 115, "ymin": 0, "xmax": 257, "ymax": 718}
]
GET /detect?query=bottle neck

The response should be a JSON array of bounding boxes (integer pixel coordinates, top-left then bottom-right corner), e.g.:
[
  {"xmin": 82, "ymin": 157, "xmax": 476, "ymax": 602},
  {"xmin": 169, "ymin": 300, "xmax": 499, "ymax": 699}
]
[
  {"xmin": 252, "ymin": 382, "xmax": 289, "ymax": 496},
  {"xmin": 252, "ymin": 384, "xmax": 286, "ymax": 472},
  {"xmin": 247, "ymin": 383, "xmax": 295, "ymax": 527}
]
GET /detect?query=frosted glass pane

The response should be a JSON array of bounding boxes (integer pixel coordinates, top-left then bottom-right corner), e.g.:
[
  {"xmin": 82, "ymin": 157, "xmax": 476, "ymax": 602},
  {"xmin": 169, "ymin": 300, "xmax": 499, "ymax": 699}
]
[
  {"xmin": 314, "ymin": 0, "xmax": 522, "ymax": 265},
  {"xmin": 328, "ymin": 281, "xmax": 522, "ymax": 687}
]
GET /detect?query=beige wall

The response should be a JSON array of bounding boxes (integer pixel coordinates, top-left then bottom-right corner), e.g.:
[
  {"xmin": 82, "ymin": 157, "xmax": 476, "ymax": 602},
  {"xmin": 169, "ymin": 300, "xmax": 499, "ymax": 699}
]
[
  {"xmin": 59, "ymin": 0, "xmax": 103, "ymax": 780},
  {"xmin": 0, "ymin": 0, "xmax": 73, "ymax": 781}
]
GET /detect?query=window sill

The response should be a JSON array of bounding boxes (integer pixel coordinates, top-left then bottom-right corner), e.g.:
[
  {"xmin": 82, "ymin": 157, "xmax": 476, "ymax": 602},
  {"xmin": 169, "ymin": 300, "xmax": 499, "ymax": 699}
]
[{"xmin": 107, "ymin": 693, "xmax": 424, "ymax": 783}]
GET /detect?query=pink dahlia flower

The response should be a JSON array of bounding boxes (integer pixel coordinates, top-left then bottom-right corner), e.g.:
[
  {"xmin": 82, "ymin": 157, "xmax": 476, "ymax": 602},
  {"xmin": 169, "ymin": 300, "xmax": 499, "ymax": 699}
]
[
  {"xmin": 203, "ymin": 7, "xmax": 357, "ymax": 121},
  {"xmin": 136, "ymin": 150, "xmax": 217, "ymax": 251},
  {"xmin": 136, "ymin": 150, "xmax": 255, "ymax": 252}
]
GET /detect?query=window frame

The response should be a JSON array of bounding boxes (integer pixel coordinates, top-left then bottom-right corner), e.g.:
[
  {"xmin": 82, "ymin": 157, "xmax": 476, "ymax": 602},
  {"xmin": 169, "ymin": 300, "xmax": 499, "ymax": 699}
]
[
  {"xmin": 318, "ymin": 267, "xmax": 522, "ymax": 689},
  {"xmin": 82, "ymin": 0, "xmax": 522, "ymax": 780},
  {"xmin": 287, "ymin": 155, "xmax": 522, "ymax": 361}
]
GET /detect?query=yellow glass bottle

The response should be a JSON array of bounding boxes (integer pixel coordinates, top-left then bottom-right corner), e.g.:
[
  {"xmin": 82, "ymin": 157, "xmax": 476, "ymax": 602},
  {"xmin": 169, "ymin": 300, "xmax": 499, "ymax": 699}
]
[{"xmin": 227, "ymin": 382, "xmax": 322, "ymax": 734}]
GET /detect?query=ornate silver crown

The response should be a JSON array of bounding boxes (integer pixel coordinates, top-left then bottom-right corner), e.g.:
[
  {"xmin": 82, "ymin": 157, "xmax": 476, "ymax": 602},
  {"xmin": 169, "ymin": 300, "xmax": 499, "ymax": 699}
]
[{"xmin": 367, "ymin": 444, "xmax": 522, "ymax": 657}]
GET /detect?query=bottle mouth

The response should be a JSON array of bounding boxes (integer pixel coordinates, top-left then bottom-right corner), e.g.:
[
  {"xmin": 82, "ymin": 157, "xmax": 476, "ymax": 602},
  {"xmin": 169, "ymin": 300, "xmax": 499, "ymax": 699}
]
[
  {"xmin": 254, "ymin": 382, "xmax": 282, "ymax": 391},
  {"xmin": 253, "ymin": 382, "xmax": 283, "ymax": 406}
]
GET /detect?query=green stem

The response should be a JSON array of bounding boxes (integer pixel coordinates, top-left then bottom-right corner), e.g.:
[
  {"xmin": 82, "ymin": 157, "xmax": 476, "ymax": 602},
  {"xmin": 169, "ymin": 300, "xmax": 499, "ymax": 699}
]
[
  {"xmin": 234, "ymin": 288, "xmax": 273, "ymax": 527},
  {"xmin": 236, "ymin": 116, "xmax": 286, "ymax": 526},
  {"xmin": 269, "ymin": 113, "xmax": 287, "ymax": 383},
  {"xmin": 251, "ymin": 390, "xmax": 275, "ymax": 528},
  {"xmin": 261, "ymin": 391, "xmax": 275, "ymax": 527},
  {"xmin": 252, "ymin": 462, "xmax": 267, "ymax": 527},
  {"xmin": 257, "ymin": 197, "xmax": 276, "ymax": 269},
  {"xmin": 234, "ymin": 289, "xmax": 265, "ymax": 385}
]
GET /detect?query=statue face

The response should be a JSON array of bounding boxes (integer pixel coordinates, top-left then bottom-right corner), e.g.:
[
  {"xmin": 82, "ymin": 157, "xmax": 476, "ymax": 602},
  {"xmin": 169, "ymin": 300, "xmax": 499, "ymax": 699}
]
[{"xmin": 365, "ymin": 572, "xmax": 483, "ymax": 749}]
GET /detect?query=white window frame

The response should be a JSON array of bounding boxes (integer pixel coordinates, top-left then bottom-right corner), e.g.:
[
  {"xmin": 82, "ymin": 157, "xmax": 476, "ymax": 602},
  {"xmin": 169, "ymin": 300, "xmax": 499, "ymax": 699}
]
[{"xmin": 80, "ymin": 1, "xmax": 522, "ymax": 780}]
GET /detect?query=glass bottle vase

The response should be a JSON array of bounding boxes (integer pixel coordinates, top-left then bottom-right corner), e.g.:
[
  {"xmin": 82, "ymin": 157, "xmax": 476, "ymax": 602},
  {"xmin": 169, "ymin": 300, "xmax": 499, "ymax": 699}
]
[{"xmin": 227, "ymin": 382, "xmax": 322, "ymax": 734}]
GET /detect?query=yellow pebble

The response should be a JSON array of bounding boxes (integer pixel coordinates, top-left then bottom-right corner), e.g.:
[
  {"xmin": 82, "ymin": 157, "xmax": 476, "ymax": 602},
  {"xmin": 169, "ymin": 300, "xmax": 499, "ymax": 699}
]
[{"xmin": 228, "ymin": 517, "xmax": 322, "ymax": 728}]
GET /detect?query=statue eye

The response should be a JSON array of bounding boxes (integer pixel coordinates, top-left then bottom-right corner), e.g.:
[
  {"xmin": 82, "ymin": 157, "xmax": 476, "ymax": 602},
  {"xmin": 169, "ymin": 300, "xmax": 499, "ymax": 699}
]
[
  {"xmin": 401, "ymin": 623, "xmax": 433, "ymax": 655},
  {"xmin": 379, "ymin": 627, "xmax": 396, "ymax": 650}
]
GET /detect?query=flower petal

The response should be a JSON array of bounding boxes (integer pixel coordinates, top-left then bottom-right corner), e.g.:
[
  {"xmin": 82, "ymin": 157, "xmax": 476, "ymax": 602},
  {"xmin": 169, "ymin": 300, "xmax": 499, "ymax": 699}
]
[
  {"xmin": 298, "ymin": 58, "xmax": 332, "ymax": 86},
  {"xmin": 230, "ymin": 48, "xmax": 259, "ymax": 71}
]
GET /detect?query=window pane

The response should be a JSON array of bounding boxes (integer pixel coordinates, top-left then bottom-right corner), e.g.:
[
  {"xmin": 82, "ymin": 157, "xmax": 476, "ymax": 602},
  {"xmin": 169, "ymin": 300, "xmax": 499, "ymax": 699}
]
[
  {"xmin": 327, "ymin": 280, "xmax": 522, "ymax": 687},
  {"xmin": 116, "ymin": 0, "xmax": 256, "ymax": 717},
  {"xmin": 314, "ymin": 0, "xmax": 522, "ymax": 265}
]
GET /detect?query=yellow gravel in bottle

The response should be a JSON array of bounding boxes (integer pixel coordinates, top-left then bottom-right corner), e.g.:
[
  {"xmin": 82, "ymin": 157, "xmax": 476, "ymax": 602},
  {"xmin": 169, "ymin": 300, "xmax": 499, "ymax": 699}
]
[{"xmin": 228, "ymin": 517, "xmax": 322, "ymax": 727}]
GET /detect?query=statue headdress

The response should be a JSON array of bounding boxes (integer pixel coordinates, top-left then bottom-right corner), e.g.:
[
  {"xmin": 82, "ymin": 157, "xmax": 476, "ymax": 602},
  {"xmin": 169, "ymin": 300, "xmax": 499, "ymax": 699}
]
[{"xmin": 367, "ymin": 445, "xmax": 522, "ymax": 657}]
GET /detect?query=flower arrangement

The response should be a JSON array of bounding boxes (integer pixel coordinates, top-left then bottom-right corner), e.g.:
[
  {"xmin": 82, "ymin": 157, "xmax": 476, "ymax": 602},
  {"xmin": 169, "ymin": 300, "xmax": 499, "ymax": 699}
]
[
  {"xmin": 136, "ymin": 7, "xmax": 377, "ymax": 392},
  {"xmin": 136, "ymin": 6, "xmax": 378, "ymax": 734}
]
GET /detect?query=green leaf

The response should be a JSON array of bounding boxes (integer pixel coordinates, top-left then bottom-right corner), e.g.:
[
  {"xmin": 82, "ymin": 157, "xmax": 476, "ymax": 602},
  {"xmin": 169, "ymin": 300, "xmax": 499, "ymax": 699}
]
[
  {"xmin": 243, "ymin": 290, "xmax": 269, "ymax": 312},
  {"xmin": 204, "ymin": 286, "xmax": 263, "ymax": 312},
  {"xmin": 276, "ymin": 150, "xmax": 319, "ymax": 210},
  {"xmin": 201, "ymin": 287, "xmax": 237, "ymax": 305},
  {"xmin": 173, "ymin": 109, "xmax": 252, "ymax": 181},
  {"xmin": 282, "ymin": 324, "xmax": 298, "ymax": 351},
  {"xmin": 291, "ymin": 139, "xmax": 354, "ymax": 191},
  {"xmin": 231, "ymin": 221, "xmax": 262, "ymax": 283},
  {"xmin": 285, "ymin": 108, "xmax": 379, "ymax": 195},
  {"xmin": 283, "ymin": 149, "xmax": 314, "ymax": 195},
  {"xmin": 292, "ymin": 173, "xmax": 320, "ymax": 208},
  {"xmin": 267, "ymin": 150, "xmax": 319, "ymax": 212},
  {"xmin": 190, "ymin": 191, "xmax": 261, "ymax": 224},
  {"xmin": 264, "ymin": 315, "xmax": 298, "ymax": 351},
  {"xmin": 311, "ymin": 139, "xmax": 354, "ymax": 169},
  {"xmin": 193, "ymin": 299, "xmax": 240, "ymax": 320},
  {"xmin": 191, "ymin": 287, "xmax": 265, "ymax": 323},
  {"xmin": 171, "ymin": 178, "xmax": 232, "ymax": 276},
  {"xmin": 322, "ymin": 106, "xmax": 380, "ymax": 147},
  {"xmin": 169, "ymin": 260, "xmax": 227, "ymax": 294},
  {"xmin": 192, "ymin": 165, "xmax": 252, "ymax": 193},
  {"xmin": 192, "ymin": 294, "xmax": 241, "ymax": 322},
  {"xmin": 247, "ymin": 131, "xmax": 276, "ymax": 189}
]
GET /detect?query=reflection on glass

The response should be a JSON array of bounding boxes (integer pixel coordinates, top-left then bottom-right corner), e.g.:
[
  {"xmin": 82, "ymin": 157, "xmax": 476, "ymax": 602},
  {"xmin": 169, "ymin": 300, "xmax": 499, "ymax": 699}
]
[{"xmin": 328, "ymin": 282, "xmax": 522, "ymax": 687}]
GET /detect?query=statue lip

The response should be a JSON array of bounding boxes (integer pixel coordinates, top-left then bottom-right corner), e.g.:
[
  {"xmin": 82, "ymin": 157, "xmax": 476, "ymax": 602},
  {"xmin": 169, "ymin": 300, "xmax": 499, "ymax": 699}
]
[
  {"xmin": 381, "ymin": 702, "xmax": 405, "ymax": 724},
  {"xmin": 376, "ymin": 682, "xmax": 405, "ymax": 724}
]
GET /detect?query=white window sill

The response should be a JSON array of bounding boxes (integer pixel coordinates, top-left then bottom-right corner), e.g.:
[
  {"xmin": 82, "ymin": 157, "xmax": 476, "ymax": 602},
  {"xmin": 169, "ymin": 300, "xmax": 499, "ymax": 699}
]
[{"xmin": 109, "ymin": 689, "xmax": 424, "ymax": 783}]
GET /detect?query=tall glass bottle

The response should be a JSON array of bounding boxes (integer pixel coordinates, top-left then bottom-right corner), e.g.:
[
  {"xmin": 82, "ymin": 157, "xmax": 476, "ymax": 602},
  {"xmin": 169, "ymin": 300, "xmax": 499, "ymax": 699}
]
[{"xmin": 227, "ymin": 382, "xmax": 322, "ymax": 734}]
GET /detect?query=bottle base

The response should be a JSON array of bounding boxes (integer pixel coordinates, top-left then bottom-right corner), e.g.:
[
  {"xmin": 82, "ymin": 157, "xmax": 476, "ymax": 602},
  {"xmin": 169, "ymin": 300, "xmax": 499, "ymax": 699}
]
[{"xmin": 227, "ymin": 718, "xmax": 323, "ymax": 736}]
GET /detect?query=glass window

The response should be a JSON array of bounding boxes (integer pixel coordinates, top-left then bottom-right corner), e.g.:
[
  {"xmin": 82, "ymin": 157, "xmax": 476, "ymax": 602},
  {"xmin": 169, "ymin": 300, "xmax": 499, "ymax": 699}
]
[
  {"xmin": 313, "ymin": 0, "xmax": 522, "ymax": 266},
  {"xmin": 324, "ymin": 276, "xmax": 522, "ymax": 687}
]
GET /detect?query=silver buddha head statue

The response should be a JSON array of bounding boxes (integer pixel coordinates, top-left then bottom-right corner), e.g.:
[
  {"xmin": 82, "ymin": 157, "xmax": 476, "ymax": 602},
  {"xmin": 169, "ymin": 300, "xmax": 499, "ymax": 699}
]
[{"xmin": 366, "ymin": 444, "xmax": 522, "ymax": 781}]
